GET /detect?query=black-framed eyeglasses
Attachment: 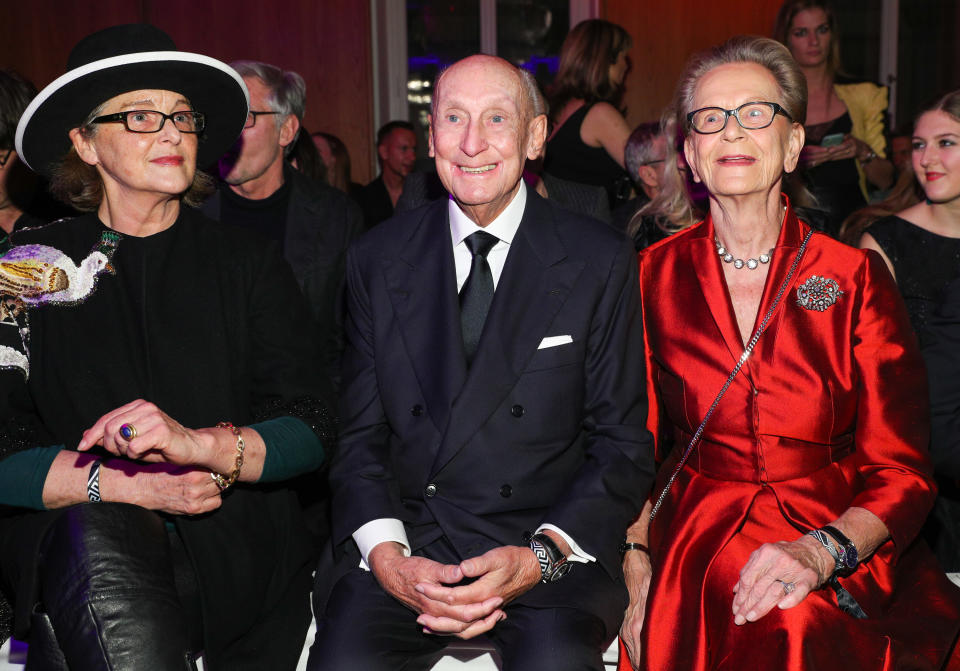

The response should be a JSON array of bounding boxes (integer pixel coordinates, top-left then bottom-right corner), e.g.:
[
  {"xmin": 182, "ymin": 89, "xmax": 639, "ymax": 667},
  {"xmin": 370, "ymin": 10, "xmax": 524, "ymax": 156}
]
[
  {"xmin": 90, "ymin": 110, "xmax": 205, "ymax": 134},
  {"xmin": 687, "ymin": 102, "xmax": 793, "ymax": 135},
  {"xmin": 244, "ymin": 110, "xmax": 280, "ymax": 128},
  {"xmin": 0, "ymin": 149, "xmax": 11, "ymax": 167}
]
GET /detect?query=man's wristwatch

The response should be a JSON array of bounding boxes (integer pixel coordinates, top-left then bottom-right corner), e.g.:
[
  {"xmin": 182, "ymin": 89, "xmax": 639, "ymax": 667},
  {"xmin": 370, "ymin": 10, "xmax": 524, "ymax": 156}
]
[
  {"xmin": 524, "ymin": 532, "xmax": 572, "ymax": 583},
  {"xmin": 820, "ymin": 525, "xmax": 859, "ymax": 576}
]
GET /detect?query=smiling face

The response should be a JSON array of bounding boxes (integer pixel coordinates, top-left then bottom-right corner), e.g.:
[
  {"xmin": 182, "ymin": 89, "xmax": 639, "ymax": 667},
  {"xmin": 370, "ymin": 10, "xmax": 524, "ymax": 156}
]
[
  {"xmin": 429, "ymin": 55, "xmax": 547, "ymax": 226},
  {"xmin": 71, "ymin": 88, "xmax": 197, "ymax": 201},
  {"xmin": 913, "ymin": 109, "xmax": 960, "ymax": 205},
  {"xmin": 684, "ymin": 62, "xmax": 803, "ymax": 200},
  {"xmin": 786, "ymin": 8, "xmax": 832, "ymax": 68}
]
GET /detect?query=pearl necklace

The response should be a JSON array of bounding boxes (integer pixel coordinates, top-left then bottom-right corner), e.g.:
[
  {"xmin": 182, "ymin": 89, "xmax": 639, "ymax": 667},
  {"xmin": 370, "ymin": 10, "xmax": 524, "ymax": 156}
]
[{"xmin": 714, "ymin": 238, "xmax": 773, "ymax": 270}]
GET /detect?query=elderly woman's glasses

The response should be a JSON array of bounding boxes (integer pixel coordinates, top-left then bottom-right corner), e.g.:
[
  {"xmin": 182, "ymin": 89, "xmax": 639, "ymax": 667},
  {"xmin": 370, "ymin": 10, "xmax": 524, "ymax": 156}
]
[
  {"xmin": 687, "ymin": 102, "xmax": 793, "ymax": 135},
  {"xmin": 90, "ymin": 110, "xmax": 205, "ymax": 134},
  {"xmin": 245, "ymin": 110, "xmax": 280, "ymax": 128}
]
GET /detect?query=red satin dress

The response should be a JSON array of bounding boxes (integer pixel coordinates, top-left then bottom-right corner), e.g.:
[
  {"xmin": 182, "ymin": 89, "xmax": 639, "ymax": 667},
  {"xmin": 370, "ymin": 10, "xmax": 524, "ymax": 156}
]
[{"xmin": 620, "ymin": 207, "xmax": 960, "ymax": 670}]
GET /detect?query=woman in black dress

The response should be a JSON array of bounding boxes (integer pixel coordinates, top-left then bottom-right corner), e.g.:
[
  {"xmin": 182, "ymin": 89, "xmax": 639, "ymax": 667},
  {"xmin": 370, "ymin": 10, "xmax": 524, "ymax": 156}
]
[
  {"xmin": 856, "ymin": 90, "xmax": 960, "ymax": 574},
  {"xmin": 0, "ymin": 24, "xmax": 332, "ymax": 670},
  {"xmin": 544, "ymin": 19, "xmax": 633, "ymax": 208},
  {"xmin": 774, "ymin": 0, "xmax": 894, "ymax": 236}
]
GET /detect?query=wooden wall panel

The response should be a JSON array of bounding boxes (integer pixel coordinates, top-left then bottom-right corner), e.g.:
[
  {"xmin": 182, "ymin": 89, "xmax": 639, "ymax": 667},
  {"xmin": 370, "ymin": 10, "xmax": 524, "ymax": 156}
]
[
  {"xmin": 603, "ymin": 0, "xmax": 786, "ymax": 128},
  {"xmin": 0, "ymin": 1, "xmax": 376, "ymax": 182},
  {"xmin": 0, "ymin": 1, "xmax": 142, "ymax": 92}
]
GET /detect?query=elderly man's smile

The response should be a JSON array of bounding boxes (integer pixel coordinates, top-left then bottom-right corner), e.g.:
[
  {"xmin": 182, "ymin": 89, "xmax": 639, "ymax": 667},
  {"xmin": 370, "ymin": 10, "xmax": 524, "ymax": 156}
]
[{"xmin": 459, "ymin": 164, "xmax": 497, "ymax": 174}]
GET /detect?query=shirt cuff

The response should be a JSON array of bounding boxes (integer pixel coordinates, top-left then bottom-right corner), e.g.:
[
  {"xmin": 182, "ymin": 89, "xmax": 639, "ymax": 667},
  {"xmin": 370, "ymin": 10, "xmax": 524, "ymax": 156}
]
[
  {"xmin": 353, "ymin": 518, "xmax": 412, "ymax": 570},
  {"xmin": 538, "ymin": 523, "xmax": 596, "ymax": 564}
]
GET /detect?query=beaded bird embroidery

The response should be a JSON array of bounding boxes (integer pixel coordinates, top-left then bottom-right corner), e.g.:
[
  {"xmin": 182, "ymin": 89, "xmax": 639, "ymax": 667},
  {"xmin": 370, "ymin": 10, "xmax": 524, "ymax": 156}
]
[
  {"xmin": 0, "ymin": 230, "xmax": 120, "ymax": 377},
  {"xmin": 0, "ymin": 231, "xmax": 119, "ymax": 305}
]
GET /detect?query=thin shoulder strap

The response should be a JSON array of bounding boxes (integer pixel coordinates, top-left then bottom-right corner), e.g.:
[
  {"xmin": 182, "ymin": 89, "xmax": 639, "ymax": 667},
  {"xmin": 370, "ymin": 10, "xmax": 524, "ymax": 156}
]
[{"xmin": 649, "ymin": 228, "xmax": 815, "ymax": 521}]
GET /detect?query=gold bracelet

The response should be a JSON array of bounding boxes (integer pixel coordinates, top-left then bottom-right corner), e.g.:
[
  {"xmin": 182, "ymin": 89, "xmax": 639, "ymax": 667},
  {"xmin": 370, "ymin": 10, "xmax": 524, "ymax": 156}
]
[{"xmin": 210, "ymin": 422, "xmax": 244, "ymax": 491}]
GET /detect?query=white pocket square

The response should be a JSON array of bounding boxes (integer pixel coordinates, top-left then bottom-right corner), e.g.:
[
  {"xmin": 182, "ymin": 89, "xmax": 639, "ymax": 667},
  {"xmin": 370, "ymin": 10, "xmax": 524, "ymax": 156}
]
[{"xmin": 538, "ymin": 335, "xmax": 573, "ymax": 350}]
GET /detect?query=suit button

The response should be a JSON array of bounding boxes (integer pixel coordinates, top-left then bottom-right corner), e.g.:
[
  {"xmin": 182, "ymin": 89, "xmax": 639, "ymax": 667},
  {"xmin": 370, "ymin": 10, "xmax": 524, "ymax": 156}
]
[
  {"xmin": 499, "ymin": 484, "xmax": 512, "ymax": 498},
  {"xmin": 411, "ymin": 404, "xmax": 423, "ymax": 417},
  {"xmin": 511, "ymin": 404, "xmax": 525, "ymax": 418},
  {"xmin": 424, "ymin": 483, "xmax": 438, "ymax": 498}
]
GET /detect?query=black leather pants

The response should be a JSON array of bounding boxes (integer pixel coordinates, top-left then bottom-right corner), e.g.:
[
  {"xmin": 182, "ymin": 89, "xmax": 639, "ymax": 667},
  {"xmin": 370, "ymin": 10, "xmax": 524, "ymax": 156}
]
[{"xmin": 28, "ymin": 503, "xmax": 195, "ymax": 671}]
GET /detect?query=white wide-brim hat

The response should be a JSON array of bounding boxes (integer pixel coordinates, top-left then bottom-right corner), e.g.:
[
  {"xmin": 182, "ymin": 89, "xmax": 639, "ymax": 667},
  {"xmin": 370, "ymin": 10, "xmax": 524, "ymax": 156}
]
[{"xmin": 16, "ymin": 23, "xmax": 249, "ymax": 176}]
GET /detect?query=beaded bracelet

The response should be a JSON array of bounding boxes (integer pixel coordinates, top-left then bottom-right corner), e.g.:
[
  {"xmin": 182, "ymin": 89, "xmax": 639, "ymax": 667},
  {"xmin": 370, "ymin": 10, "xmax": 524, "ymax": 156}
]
[{"xmin": 210, "ymin": 422, "xmax": 245, "ymax": 491}]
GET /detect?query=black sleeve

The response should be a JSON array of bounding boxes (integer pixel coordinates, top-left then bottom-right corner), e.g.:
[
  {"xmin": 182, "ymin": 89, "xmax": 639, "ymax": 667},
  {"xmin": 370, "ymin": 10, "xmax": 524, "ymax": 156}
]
[
  {"xmin": 923, "ymin": 273, "xmax": 960, "ymax": 480},
  {"xmin": 299, "ymin": 193, "xmax": 365, "ymax": 405},
  {"xmin": 244, "ymin": 236, "xmax": 337, "ymax": 449}
]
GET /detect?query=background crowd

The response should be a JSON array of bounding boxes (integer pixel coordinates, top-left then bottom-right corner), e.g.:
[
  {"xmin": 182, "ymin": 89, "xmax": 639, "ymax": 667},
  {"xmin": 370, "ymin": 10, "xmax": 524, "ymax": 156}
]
[{"xmin": 0, "ymin": 1, "xmax": 959, "ymax": 670}]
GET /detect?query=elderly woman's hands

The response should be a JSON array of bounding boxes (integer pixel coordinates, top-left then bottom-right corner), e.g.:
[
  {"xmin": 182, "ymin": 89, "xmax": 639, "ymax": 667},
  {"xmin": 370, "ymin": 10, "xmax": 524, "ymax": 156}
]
[
  {"xmin": 104, "ymin": 460, "xmax": 223, "ymax": 515},
  {"xmin": 731, "ymin": 534, "xmax": 832, "ymax": 625},
  {"xmin": 78, "ymin": 399, "xmax": 212, "ymax": 466}
]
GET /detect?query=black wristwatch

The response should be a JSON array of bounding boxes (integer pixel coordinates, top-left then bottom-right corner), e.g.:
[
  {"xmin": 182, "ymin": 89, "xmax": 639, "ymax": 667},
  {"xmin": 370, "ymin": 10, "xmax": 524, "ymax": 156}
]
[
  {"xmin": 525, "ymin": 532, "xmax": 572, "ymax": 583},
  {"xmin": 820, "ymin": 525, "xmax": 858, "ymax": 576}
]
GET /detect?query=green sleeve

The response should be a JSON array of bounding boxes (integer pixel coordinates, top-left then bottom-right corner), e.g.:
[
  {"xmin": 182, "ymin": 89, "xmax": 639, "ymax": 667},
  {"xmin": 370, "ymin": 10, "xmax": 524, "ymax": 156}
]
[
  {"xmin": 249, "ymin": 416, "xmax": 325, "ymax": 482},
  {"xmin": 0, "ymin": 445, "xmax": 63, "ymax": 510}
]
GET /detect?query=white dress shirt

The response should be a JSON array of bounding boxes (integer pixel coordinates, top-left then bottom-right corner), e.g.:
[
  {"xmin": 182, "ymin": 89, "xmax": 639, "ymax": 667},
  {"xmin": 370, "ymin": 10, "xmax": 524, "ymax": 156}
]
[{"xmin": 353, "ymin": 183, "xmax": 595, "ymax": 568}]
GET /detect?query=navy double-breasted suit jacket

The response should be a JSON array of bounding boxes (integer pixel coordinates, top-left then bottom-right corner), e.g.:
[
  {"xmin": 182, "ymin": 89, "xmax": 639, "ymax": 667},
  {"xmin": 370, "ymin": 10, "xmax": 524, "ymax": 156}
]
[{"xmin": 327, "ymin": 190, "xmax": 655, "ymax": 627}]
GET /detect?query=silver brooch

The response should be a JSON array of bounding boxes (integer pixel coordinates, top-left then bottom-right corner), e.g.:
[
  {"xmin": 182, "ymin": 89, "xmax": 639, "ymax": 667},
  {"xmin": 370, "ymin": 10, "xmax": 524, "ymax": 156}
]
[{"xmin": 796, "ymin": 275, "xmax": 843, "ymax": 312}]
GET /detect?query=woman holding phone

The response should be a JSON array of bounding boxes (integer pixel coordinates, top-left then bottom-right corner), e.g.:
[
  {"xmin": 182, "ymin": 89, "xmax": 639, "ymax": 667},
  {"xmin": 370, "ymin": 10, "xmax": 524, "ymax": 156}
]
[{"xmin": 774, "ymin": 0, "xmax": 894, "ymax": 236}]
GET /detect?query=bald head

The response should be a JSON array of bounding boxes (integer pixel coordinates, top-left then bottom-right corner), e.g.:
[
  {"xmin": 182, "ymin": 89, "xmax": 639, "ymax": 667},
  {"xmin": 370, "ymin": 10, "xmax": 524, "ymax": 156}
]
[
  {"xmin": 433, "ymin": 55, "xmax": 542, "ymax": 125},
  {"xmin": 428, "ymin": 54, "xmax": 548, "ymax": 227}
]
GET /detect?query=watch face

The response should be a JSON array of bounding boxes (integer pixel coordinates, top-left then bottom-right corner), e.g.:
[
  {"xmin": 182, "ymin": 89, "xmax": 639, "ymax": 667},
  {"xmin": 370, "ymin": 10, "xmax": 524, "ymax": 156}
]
[
  {"xmin": 844, "ymin": 546, "xmax": 858, "ymax": 569},
  {"xmin": 550, "ymin": 562, "xmax": 573, "ymax": 582}
]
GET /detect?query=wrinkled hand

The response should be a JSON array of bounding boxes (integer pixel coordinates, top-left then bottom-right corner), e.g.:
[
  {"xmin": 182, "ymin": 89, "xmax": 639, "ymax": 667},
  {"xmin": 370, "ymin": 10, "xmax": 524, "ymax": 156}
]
[
  {"xmin": 619, "ymin": 550, "xmax": 652, "ymax": 670},
  {"xmin": 731, "ymin": 535, "xmax": 830, "ymax": 625},
  {"xmin": 369, "ymin": 543, "xmax": 505, "ymax": 639},
  {"xmin": 415, "ymin": 545, "xmax": 541, "ymax": 638},
  {"xmin": 78, "ymin": 399, "xmax": 210, "ymax": 466},
  {"xmin": 109, "ymin": 461, "xmax": 222, "ymax": 515}
]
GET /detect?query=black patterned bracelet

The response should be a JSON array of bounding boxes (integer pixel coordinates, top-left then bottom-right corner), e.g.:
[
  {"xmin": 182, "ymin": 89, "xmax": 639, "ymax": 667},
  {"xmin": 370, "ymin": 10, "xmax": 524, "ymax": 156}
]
[{"xmin": 87, "ymin": 460, "xmax": 102, "ymax": 502}]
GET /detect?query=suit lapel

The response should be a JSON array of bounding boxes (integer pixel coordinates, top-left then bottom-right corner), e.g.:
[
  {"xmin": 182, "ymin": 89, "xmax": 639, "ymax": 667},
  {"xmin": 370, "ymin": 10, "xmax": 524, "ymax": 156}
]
[
  {"xmin": 381, "ymin": 201, "xmax": 466, "ymax": 434},
  {"xmin": 432, "ymin": 192, "xmax": 586, "ymax": 474}
]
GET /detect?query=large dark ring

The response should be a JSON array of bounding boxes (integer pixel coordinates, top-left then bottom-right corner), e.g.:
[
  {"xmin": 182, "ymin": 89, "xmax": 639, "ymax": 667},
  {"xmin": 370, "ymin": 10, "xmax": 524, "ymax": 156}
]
[{"xmin": 119, "ymin": 423, "xmax": 138, "ymax": 441}]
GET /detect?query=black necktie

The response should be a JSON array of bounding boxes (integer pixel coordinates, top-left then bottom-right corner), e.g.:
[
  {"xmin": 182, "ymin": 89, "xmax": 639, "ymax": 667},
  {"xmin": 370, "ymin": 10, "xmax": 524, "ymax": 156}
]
[{"xmin": 460, "ymin": 231, "xmax": 499, "ymax": 365}]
